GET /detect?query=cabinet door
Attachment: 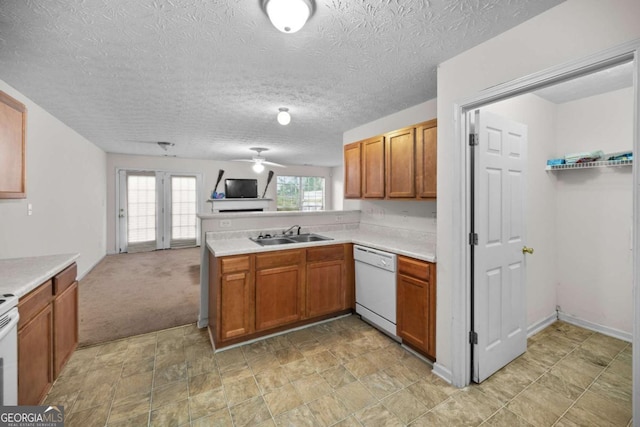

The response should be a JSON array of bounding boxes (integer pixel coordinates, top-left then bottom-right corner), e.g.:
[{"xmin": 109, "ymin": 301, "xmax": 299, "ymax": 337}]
[
  {"xmin": 220, "ymin": 271, "xmax": 253, "ymax": 340},
  {"xmin": 18, "ymin": 304, "xmax": 53, "ymax": 405},
  {"xmin": 255, "ymin": 265, "xmax": 303, "ymax": 331},
  {"xmin": 344, "ymin": 141, "xmax": 362, "ymax": 198},
  {"xmin": 362, "ymin": 136, "xmax": 385, "ymax": 198},
  {"xmin": 306, "ymin": 260, "xmax": 345, "ymax": 318},
  {"xmin": 416, "ymin": 120, "xmax": 437, "ymax": 198},
  {"xmin": 397, "ymin": 274, "xmax": 429, "ymax": 352},
  {"xmin": 385, "ymin": 127, "xmax": 416, "ymax": 198},
  {"xmin": 53, "ymin": 281, "xmax": 78, "ymax": 378},
  {"xmin": 0, "ymin": 91, "xmax": 27, "ymax": 199}
]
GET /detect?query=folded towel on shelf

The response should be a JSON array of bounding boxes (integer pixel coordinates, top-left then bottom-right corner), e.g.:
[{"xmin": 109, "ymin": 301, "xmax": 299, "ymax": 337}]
[{"xmin": 564, "ymin": 150, "xmax": 604, "ymax": 164}]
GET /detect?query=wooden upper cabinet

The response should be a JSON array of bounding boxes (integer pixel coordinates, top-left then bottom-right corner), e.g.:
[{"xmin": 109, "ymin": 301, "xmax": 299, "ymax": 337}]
[
  {"xmin": 416, "ymin": 119, "xmax": 437, "ymax": 199},
  {"xmin": 385, "ymin": 127, "xmax": 416, "ymax": 198},
  {"xmin": 362, "ymin": 135, "xmax": 385, "ymax": 198},
  {"xmin": 0, "ymin": 91, "xmax": 27, "ymax": 199},
  {"xmin": 343, "ymin": 141, "xmax": 362, "ymax": 198},
  {"xmin": 343, "ymin": 119, "xmax": 436, "ymax": 200}
]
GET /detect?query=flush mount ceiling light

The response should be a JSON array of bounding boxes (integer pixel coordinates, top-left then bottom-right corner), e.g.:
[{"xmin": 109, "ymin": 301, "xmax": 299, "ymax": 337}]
[
  {"xmin": 262, "ymin": 0, "xmax": 314, "ymax": 34},
  {"xmin": 277, "ymin": 107, "xmax": 291, "ymax": 125}
]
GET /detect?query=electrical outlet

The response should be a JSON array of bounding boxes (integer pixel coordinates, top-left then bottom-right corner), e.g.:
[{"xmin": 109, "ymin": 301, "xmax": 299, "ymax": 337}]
[
  {"xmin": 27, "ymin": 203, "xmax": 33, "ymax": 216},
  {"xmin": 335, "ymin": 215, "xmax": 343, "ymax": 222},
  {"xmin": 219, "ymin": 219, "xmax": 231, "ymax": 228}
]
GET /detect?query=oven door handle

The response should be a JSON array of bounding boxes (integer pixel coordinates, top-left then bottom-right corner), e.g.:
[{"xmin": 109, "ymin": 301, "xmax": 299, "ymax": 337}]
[{"xmin": 0, "ymin": 309, "xmax": 19, "ymax": 342}]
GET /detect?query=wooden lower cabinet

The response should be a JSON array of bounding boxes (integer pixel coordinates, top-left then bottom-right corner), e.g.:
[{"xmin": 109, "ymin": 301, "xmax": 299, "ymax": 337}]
[
  {"xmin": 209, "ymin": 244, "xmax": 354, "ymax": 349},
  {"xmin": 255, "ymin": 250, "xmax": 304, "ymax": 331},
  {"xmin": 210, "ymin": 253, "xmax": 254, "ymax": 342},
  {"xmin": 397, "ymin": 256, "xmax": 436, "ymax": 360},
  {"xmin": 18, "ymin": 262, "xmax": 80, "ymax": 405},
  {"xmin": 18, "ymin": 303, "xmax": 53, "ymax": 405},
  {"xmin": 306, "ymin": 245, "xmax": 346, "ymax": 317},
  {"xmin": 53, "ymin": 281, "xmax": 78, "ymax": 377}
]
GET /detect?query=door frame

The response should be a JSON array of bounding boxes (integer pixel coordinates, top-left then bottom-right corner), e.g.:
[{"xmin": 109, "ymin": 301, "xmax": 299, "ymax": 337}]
[
  {"xmin": 448, "ymin": 39, "xmax": 640, "ymax": 420},
  {"xmin": 115, "ymin": 168, "xmax": 204, "ymax": 253}
]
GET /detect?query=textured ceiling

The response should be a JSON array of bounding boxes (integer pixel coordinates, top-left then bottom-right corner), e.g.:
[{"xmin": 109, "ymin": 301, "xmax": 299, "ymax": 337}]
[{"xmin": 0, "ymin": 0, "xmax": 563, "ymax": 166}]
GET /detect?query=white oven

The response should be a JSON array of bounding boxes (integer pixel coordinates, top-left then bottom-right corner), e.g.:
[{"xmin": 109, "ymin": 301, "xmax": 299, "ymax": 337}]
[{"xmin": 0, "ymin": 305, "xmax": 19, "ymax": 406}]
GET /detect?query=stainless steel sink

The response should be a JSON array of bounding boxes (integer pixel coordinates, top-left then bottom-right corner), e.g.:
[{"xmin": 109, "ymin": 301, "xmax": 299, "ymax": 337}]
[
  {"xmin": 287, "ymin": 233, "xmax": 333, "ymax": 243},
  {"xmin": 250, "ymin": 233, "xmax": 333, "ymax": 246}
]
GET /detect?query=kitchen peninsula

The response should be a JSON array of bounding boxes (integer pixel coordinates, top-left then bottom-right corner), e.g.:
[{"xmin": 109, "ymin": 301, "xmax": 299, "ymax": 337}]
[{"xmin": 198, "ymin": 210, "xmax": 437, "ymax": 358}]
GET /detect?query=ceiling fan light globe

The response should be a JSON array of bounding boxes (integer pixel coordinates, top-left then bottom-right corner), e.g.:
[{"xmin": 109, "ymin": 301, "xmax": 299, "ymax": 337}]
[
  {"xmin": 277, "ymin": 110, "xmax": 291, "ymax": 125},
  {"xmin": 265, "ymin": 0, "xmax": 311, "ymax": 33},
  {"xmin": 253, "ymin": 162, "xmax": 265, "ymax": 173}
]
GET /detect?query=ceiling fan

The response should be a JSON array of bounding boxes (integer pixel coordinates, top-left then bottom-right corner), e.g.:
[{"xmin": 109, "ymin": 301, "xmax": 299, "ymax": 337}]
[{"xmin": 232, "ymin": 147, "xmax": 285, "ymax": 172}]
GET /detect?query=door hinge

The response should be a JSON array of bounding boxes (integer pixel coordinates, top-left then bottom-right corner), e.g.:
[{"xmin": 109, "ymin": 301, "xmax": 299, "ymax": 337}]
[
  {"xmin": 469, "ymin": 331, "xmax": 478, "ymax": 344},
  {"xmin": 469, "ymin": 133, "xmax": 479, "ymax": 146},
  {"xmin": 469, "ymin": 233, "xmax": 478, "ymax": 246}
]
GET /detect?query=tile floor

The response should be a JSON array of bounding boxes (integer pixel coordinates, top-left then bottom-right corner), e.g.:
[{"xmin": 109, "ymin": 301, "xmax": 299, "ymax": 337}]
[{"xmin": 44, "ymin": 316, "xmax": 633, "ymax": 426}]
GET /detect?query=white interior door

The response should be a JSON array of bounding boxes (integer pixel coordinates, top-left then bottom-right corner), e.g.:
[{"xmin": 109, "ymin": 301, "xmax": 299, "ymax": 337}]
[{"xmin": 472, "ymin": 109, "xmax": 529, "ymax": 383}]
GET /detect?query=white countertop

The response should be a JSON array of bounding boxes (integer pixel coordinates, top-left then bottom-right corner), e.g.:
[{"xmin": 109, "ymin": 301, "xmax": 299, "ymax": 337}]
[
  {"xmin": 0, "ymin": 253, "xmax": 80, "ymax": 298},
  {"xmin": 206, "ymin": 229, "xmax": 436, "ymax": 262}
]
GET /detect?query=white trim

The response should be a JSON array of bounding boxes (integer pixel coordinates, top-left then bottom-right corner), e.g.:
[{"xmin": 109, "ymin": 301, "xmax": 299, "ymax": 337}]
[
  {"xmin": 632, "ymin": 43, "xmax": 640, "ymax": 427},
  {"xmin": 527, "ymin": 312, "xmax": 558, "ymax": 338},
  {"xmin": 432, "ymin": 362, "xmax": 453, "ymax": 384},
  {"xmin": 449, "ymin": 39, "xmax": 640, "ymax": 409},
  {"xmin": 558, "ymin": 311, "xmax": 633, "ymax": 343}
]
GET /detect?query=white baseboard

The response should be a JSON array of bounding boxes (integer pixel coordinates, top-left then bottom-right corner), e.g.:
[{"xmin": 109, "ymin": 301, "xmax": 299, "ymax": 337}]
[
  {"xmin": 528, "ymin": 312, "xmax": 558, "ymax": 338},
  {"xmin": 197, "ymin": 317, "xmax": 208, "ymax": 328},
  {"xmin": 558, "ymin": 311, "xmax": 632, "ymax": 343},
  {"xmin": 432, "ymin": 363, "xmax": 453, "ymax": 384},
  {"xmin": 77, "ymin": 254, "xmax": 106, "ymax": 281}
]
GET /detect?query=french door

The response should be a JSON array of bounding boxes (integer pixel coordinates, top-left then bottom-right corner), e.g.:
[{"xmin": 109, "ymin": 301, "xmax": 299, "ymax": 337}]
[{"xmin": 117, "ymin": 170, "xmax": 201, "ymax": 253}]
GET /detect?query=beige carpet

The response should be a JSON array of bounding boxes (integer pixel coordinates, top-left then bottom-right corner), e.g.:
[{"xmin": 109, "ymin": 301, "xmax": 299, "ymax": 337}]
[{"xmin": 78, "ymin": 247, "xmax": 201, "ymax": 346}]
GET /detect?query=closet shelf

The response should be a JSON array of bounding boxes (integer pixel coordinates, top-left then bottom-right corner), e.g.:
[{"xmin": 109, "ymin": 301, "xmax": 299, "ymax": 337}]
[{"xmin": 546, "ymin": 159, "xmax": 632, "ymax": 171}]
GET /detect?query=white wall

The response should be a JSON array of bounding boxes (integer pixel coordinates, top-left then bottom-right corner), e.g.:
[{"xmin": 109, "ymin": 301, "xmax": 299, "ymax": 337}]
[
  {"xmin": 0, "ymin": 80, "xmax": 107, "ymax": 278},
  {"xmin": 331, "ymin": 166, "xmax": 344, "ymax": 211},
  {"xmin": 437, "ymin": 0, "xmax": 640, "ymax": 380},
  {"xmin": 342, "ymin": 99, "xmax": 438, "ymax": 234},
  {"xmin": 106, "ymin": 154, "xmax": 334, "ymax": 253},
  {"xmin": 555, "ymin": 87, "xmax": 634, "ymax": 334},
  {"xmin": 482, "ymin": 94, "xmax": 559, "ymax": 328}
]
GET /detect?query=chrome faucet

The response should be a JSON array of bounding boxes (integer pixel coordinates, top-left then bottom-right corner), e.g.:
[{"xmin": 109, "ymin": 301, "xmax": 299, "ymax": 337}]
[{"xmin": 282, "ymin": 225, "xmax": 301, "ymax": 235}]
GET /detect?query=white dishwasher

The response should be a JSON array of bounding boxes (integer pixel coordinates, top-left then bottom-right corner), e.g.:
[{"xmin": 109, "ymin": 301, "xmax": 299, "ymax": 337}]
[{"xmin": 354, "ymin": 245, "xmax": 398, "ymax": 339}]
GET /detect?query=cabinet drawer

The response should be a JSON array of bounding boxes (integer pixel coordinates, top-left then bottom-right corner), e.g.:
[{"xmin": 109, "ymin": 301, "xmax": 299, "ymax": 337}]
[
  {"xmin": 398, "ymin": 257, "xmax": 430, "ymax": 282},
  {"xmin": 53, "ymin": 263, "xmax": 77, "ymax": 295},
  {"xmin": 306, "ymin": 245, "xmax": 344, "ymax": 263},
  {"xmin": 221, "ymin": 256, "xmax": 251, "ymax": 274},
  {"xmin": 18, "ymin": 280, "xmax": 53, "ymax": 329},
  {"xmin": 256, "ymin": 250, "xmax": 303, "ymax": 270}
]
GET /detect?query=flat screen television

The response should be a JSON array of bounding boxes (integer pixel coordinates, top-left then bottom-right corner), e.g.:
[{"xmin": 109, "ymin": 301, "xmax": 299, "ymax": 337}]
[{"xmin": 225, "ymin": 178, "xmax": 258, "ymax": 198}]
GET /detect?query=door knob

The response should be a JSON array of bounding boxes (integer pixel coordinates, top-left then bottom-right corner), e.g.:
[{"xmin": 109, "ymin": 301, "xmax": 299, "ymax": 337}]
[{"xmin": 522, "ymin": 246, "xmax": 534, "ymax": 255}]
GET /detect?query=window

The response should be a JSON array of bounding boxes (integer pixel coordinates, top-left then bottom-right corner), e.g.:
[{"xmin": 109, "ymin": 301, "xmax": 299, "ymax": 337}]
[{"xmin": 276, "ymin": 176, "xmax": 325, "ymax": 211}]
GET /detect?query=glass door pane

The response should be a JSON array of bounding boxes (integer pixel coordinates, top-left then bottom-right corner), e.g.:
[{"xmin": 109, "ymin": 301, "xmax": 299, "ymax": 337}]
[
  {"xmin": 126, "ymin": 173, "xmax": 157, "ymax": 252},
  {"xmin": 170, "ymin": 176, "xmax": 197, "ymax": 248}
]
